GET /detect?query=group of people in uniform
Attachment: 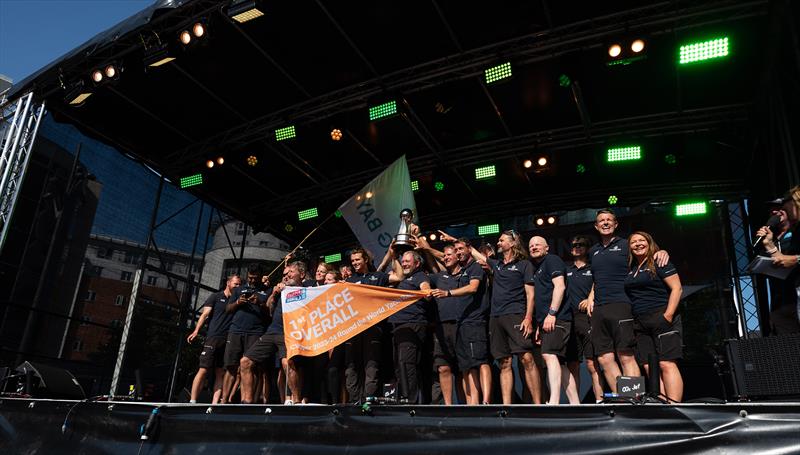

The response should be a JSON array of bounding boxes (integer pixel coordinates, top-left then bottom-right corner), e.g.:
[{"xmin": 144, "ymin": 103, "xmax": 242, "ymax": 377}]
[{"xmin": 184, "ymin": 206, "xmax": 706, "ymax": 405}]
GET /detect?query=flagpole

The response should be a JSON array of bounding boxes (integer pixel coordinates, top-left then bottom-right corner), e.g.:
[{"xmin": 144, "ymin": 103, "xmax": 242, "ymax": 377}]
[{"xmin": 264, "ymin": 211, "xmax": 336, "ymax": 281}]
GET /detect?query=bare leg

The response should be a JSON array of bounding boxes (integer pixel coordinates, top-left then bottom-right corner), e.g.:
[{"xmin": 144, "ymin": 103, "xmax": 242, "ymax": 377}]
[
  {"xmin": 498, "ymin": 357, "xmax": 514, "ymax": 405},
  {"xmin": 519, "ymin": 352, "xmax": 542, "ymax": 404},
  {"xmin": 211, "ymin": 368, "xmax": 224, "ymax": 404},
  {"xmin": 286, "ymin": 358, "xmax": 303, "ymax": 403},
  {"xmin": 439, "ymin": 366, "xmax": 454, "ymax": 405},
  {"xmin": 585, "ymin": 358, "xmax": 604, "ymax": 402},
  {"xmin": 618, "ymin": 350, "xmax": 641, "ymax": 377},
  {"xmin": 660, "ymin": 360, "xmax": 683, "ymax": 402},
  {"xmin": 190, "ymin": 368, "xmax": 208, "ymax": 402},
  {"xmin": 220, "ymin": 368, "xmax": 236, "ymax": 404},
  {"xmin": 479, "ymin": 364, "xmax": 492, "ymax": 404},
  {"xmin": 239, "ymin": 357, "xmax": 256, "ymax": 403},
  {"xmin": 542, "ymin": 354, "xmax": 562, "ymax": 404},
  {"xmin": 597, "ymin": 352, "xmax": 621, "ymax": 393},
  {"xmin": 565, "ymin": 361, "xmax": 581, "ymax": 404},
  {"xmin": 465, "ymin": 369, "xmax": 480, "ymax": 405},
  {"xmin": 277, "ymin": 365, "xmax": 286, "ymax": 403}
]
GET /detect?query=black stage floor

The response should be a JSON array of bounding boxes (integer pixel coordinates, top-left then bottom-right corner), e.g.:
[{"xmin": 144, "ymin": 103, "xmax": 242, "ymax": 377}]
[{"xmin": 1, "ymin": 398, "xmax": 799, "ymax": 454}]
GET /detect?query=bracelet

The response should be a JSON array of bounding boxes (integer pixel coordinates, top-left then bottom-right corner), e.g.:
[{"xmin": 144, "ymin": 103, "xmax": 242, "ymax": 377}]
[{"xmin": 765, "ymin": 247, "xmax": 778, "ymax": 255}]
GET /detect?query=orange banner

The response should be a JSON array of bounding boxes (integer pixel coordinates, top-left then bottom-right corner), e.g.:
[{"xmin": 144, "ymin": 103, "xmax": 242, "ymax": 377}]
[{"xmin": 281, "ymin": 283, "xmax": 428, "ymax": 358}]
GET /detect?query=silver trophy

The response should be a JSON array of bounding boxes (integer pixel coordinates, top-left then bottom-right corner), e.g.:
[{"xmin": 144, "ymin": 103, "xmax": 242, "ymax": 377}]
[{"xmin": 394, "ymin": 208, "xmax": 417, "ymax": 253}]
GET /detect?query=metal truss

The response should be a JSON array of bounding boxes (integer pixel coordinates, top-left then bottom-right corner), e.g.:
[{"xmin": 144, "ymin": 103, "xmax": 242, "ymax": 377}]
[
  {"xmin": 0, "ymin": 92, "xmax": 46, "ymax": 253},
  {"xmin": 727, "ymin": 200, "xmax": 760, "ymax": 338}
]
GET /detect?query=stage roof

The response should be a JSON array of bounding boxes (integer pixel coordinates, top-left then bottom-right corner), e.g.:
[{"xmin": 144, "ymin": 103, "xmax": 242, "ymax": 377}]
[{"xmin": 8, "ymin": 0, "xmax": 773, "ymax": 251}]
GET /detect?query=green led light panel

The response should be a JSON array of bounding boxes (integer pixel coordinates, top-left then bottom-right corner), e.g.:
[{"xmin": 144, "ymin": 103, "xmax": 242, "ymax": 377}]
[
  {"xmin": 411, "ymin": 180, "xmax": 419, "ymax": 191},
  {"xmin": 275, "ymin": 125, "xmax": 296, "ymax": 141},
  {"xmin": 297, "ymin": 207, "xmax": 319, "ymax": 221},
  {"xmin": 180, "ymin": 173, "xmax": 203, "ymax": 188},
  {"xmin": 324, "ymin": 253, "xmax": 342, "ymax": 263},
  {"xmin": 679, "ymin": 37, "xmax": 728, "ymax": 64},
  {"xmin": 478, "ymin": 224, "xmax": 500, "ymax": 236},
  {"xmin": 434, "ymin": 181, "xmax": 445, "ymax": 192},
  {"xmin": 607, "ymin": 146, "xmax": 641, "ymax": 162},
  {"xmin": 369, "ymin": 101, "xmax": 397, "ymax": 121},
  {"xmin": 485, "ymin": 62, "xmax": 512, "ymax": 84},
  {"xmin": 475, "ymin": 165, "xmax": 496, "ymax": 180},
  {"xmin": 675, "ymin": 202, "xmax": 707, "ymax": 217}
]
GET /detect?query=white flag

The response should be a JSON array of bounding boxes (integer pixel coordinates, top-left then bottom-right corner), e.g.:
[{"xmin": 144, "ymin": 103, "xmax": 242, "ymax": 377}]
[{"xmin": 338, "ymin": 155, "xmax": 416, "ymax": 266}]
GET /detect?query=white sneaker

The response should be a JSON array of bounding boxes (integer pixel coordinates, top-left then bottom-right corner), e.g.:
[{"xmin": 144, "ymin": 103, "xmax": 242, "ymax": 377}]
[{"xmin": 284, "ymin": 399, "xmax": 294, "ymax": 405}]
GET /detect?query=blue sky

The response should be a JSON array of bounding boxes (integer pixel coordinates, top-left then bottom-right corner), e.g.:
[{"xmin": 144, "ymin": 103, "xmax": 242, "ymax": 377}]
[{"xmin": 0, "ymin": 0, "xmax": 153, "ymax": 83}]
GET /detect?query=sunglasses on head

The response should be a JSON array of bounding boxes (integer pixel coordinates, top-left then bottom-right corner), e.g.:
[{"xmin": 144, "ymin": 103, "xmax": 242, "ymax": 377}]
[{"xmin": 503, "ymin": 229, "xmax": 519, "ymax": 240}]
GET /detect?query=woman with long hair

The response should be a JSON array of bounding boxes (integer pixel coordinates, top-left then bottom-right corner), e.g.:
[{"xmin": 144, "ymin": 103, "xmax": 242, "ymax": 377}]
[{"xmin": 624, "ymin": 231, "xmax": 684, "ymax": 402}]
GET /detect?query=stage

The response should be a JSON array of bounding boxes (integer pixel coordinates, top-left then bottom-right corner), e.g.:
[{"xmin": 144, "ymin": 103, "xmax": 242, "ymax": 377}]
[{"xmin": 1, "ymin": 398, "xmax": 799, "ymax": 453}]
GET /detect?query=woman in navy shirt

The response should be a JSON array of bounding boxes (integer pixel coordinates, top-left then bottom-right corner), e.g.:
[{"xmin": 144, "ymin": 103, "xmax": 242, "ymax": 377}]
[{"xmin": 624, "ymin": 231, "xmax": 684, "ymax": 402}]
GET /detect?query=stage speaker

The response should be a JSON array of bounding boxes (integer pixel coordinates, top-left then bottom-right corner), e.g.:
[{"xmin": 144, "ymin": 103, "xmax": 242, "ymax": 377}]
[
  {"xmin": 15, "ymin": 361, "xmax": 86, "ymax": 399},
  {"xmin": 725, "ymin": 334, "xmax": 800, "ymax": 400}
]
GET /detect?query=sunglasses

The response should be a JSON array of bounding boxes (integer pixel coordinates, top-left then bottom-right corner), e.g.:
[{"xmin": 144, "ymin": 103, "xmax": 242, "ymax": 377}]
[
  {"xmin": 571, "ymin": 243, "xmax": 589, "ymax": 248},
  {"xmin": 503, "ymin": 229, "xmax": 520, "ymax": 240}
]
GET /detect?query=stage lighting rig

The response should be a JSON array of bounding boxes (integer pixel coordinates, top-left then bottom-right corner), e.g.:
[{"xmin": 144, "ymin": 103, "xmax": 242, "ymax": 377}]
[
  {"xmin": 228, "ymin": 0, "xmax": 265, "ymax": 23},
  {"xmin": 330, "ymin": 128, "xmax": 342, "ymax": 141},
  {"xmin": 64, "ymin": 80, "xmax": 92, "ymax": 106},
  {"xmin": 89, "ymin": 62, "xmax": 122, "ymax": 85},
  {"xmin": 607, "ymin": 37, "xmax": 647, "ymax": 66},
  {"xmin": 143, "ymin": 41, "xmax": 176, "ymax": 68},
  {"xmin": 179, "ymin": 21, "xmax": 208, "ymax": 46}
]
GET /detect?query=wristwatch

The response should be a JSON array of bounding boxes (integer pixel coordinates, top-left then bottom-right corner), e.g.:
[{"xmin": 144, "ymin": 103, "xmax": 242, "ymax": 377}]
[
  {"xmin": 447, "ymin": 290, "xmax": 452, "ymax": 297},
  {"xmin": 547, "ymin": 308, "xmax": 558, "ymax": 316}
]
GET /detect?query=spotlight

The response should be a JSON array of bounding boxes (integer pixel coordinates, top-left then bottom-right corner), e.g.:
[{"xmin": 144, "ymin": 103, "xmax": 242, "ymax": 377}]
[
  {"xmin": 365, "ymin": 191, "xmax": 373, "ymax": 199},
  {"xmin": 179, "ymin": 30, "xmax": 192, "ymax": 45},
  {"xmin": 91, "ymin": 70, "xmax": 103, "ymax": 83},
  {"xmin": 523, "ymin": 159, "xmax": 533, "ymax": 169},
  {"xmin": 246, "ymin": 155, "xmax": 258, "ymax": 166},
  {"xmin": 537, "ymin": 156, "xmax": 548, "ymax": 167},
  {"xmin": 429, "ymin": 233, "xmax": 437, "ymax": 241},
  {"xmin": 576, "ymin": 163, "xmax": 586, "ymax": 174},
  {"xmin": 284, "ymin": 223, "xmax": 294, "ymax": 232},
  {"xmin": 216, "ymin": 156, "xmax": 225, "ymax": 165},
  {"xmin": 608, "ymin": 195, "xmax": 618, "ymax": 205},
  {"xmin": 607, "ymin": 38, "xmax": 648, "ymax": 66},
  {"xmin": 664, "ymin": 154, "xmax": 677, "ymax": 165},
  {"xmin": 331, "ymin": 128, "xmax": 342, "ymax": 141},
  {"xmin": 334, "ymin": 210, "xmax": 342, "ymax": 218},
  {"xmin": 608, "ymin": 44, "xmax": 622, "ymax": 58},
  {"xmin": 228, "ymin": 0, "xmax": 265, "ymax": 23},
  {"xmin": 104, "ymin": 64, "xmax": 117, "ymax": 79},
  {"xmin": 536, "ymin": 217, "xmax": 545, "ymax": 226},
  {"xmin": 547, "ymin": 216, "xmax": 556, "ymax": 225},
  {"xmin": 434, "ymin": 181, "xmax": 445, "ymax": 192},
  {"xmin": 64, "ymin": 80, "xmax": 92, "ymax": 106},
  {"xmin": 631, "ymin": 39, "xmax": 645, "ymax": 53},
  {"xmin": 192, "ymin": 22, "xmax": 206, "ymax": 38},
  {"xmin": 206, "ymin": 160, "xmax": 214, "ymax": 168}
]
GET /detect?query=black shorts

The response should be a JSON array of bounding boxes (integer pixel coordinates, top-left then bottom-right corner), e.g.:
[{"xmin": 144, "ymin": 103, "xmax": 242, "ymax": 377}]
[
  {"xmin": 433, "ymin": 322, "xmax": 458, "ymax": 371},
  {"xmin": 198, "ymin": 336, "xmax": 227, "ymax": 369},
  {"xmin": 566, "ymin": 311, "xmax": 595, "ymax": 361},
  {"xmin": 224, "ymin": 333, "xmax": 262, "ymax": 368},
  {"xmin": 590, "ymin": 302, "xmax": 635, "ymax": 355},
  {"xmin": 489, "ymin": 314, "xmax": 534, "ymax": 359},
  {"xmin": 634, "ymin": 308, "xmax": 683, "ymax": 363},
  {"xmin": 456, "ymin": 322, "xmax": 489, "ymax": 371},
  {"xmin": 243, "ymin": 332, "xmax": 286, "ymax": 366},
  {"xmin": 540, "ymin": 320, "xmax": 572, "ymax": 358}
]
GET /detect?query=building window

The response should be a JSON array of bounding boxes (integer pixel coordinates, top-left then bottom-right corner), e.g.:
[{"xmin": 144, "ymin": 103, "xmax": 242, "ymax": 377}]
[
  {"xmin": 85, "ymin": 290, "xmax": 96, "ymax": 301},
  {"xmin": 163, "ymin": 261, "xmax": 174, "ymax": 272},
  {"xmin": 120, "ymin": 271, "xmax": 133, "ymax": 281},
  {"xmin": 90, "ymin": 266, "xmax": 103, "ymax": 277},
  {"xmin": 236, "ymin": 222, "xmax": 245, "ymax": 235},
  {"xmin": 114, "ymin": 295, "xmax": 125, "ymax": 306},
  {"xmin": 124, "ymin": 252, "xmax": 140, "ymax": 264},
  {"xmin": 80, "ymin": 315, "xmax": 91, "ymax": 326},
  {"xmin": 146, "ymin": 276, "xmax": 158, "ymax": 286},
  {"xmin": 72, "ymin": 340, "xmax": 83, "ymax": 352},
  {"xmin": 96, "ymin": 247, "xmax": 114, "ymax": 259}
]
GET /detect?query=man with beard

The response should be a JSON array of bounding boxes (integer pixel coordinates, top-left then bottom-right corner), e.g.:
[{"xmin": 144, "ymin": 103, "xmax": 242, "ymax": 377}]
[
  {"xmin": 187, "ymin": 274, "xmax": 241, "ymax": 403},
  {"xmin": 389, "ymin": 250, "xmax": 432, "ymax": 403},
  {"xmin": 588, "ymin": 210, "xmax": 668, "ymax": 392},
  {"xmin": 428, "ymin": 238, "xmax": 489, "ymax": 405},
  {"xmin": 344, "ymin": 246, "xmax": 403, "ymax": 403},
  {"xmin": 239, "ymin": 261, "xmax": 306, "ymax": 404},
  {"xmin": 529, "ymin": 236, "xmax": 578, "ymax": 404}
]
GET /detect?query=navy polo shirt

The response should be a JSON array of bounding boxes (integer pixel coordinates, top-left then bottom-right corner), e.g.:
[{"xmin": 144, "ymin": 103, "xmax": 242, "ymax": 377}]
[
  {"xmin": 229, "ymin": 285, "xmax": 269, "ymax": 335},
  {"xmin": 346, "ymin": 271, "xmax": 390, "ymax": 287},
  {"xmin": 531, "ymin": 254, "xmax": 570, "ymax": 324},
  {"xmin": 388, "ymin": 269, "xmax": 430, "ymax": 324},
  {"xmin": 487, "ymin": 257, "xmax": 535, "ymax": 317},
  {"xmin": 265, "ymin": 291, "xmax": 285, "ymax": 335},
  {"xmin": 460, "ymin": 260, "xmax": 489, "ymax": 324},
  {"xmin": 565, "ymin": 263, "xmax": 593, "ymax": 314},
  {"xmin": 204, "ymin": 290, "xmax": 235, "ymax": 338},
  {"xmin": 430, "ymin": 260, "xmax": 487, "ymax": 323},
  {"xmin": 623, "ymin": 261, "xmax": 678, "ymax": 316},
  {"xmin": 302, "ymin": 278, "xmax": 318, "ymax": 287},
  {"xmin": 589, "ymin": 237, "xmax": 631, "ymax": 306},
  {"xmin": 430, "ymin": 270, "xmax": 461, "ymax": 322}
]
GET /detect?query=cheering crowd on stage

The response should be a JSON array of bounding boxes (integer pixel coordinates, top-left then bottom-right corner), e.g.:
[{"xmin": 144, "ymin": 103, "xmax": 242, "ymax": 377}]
[{"xmin": 186, "ymin": 186, "xmax": 800, "ymax": 406}]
